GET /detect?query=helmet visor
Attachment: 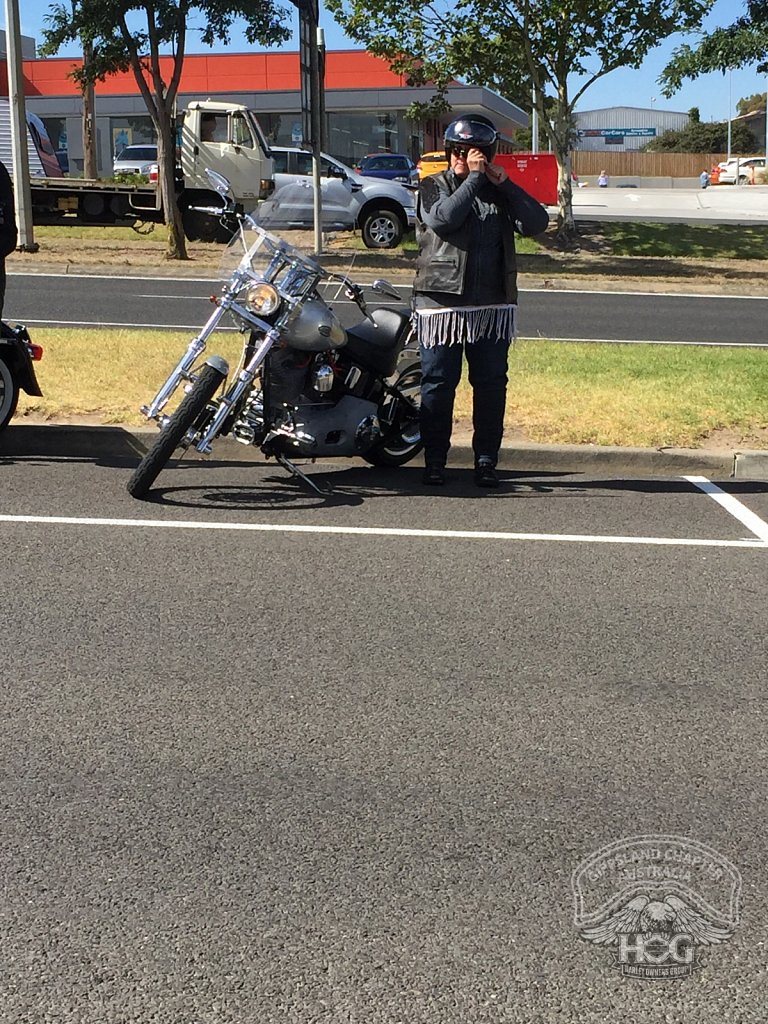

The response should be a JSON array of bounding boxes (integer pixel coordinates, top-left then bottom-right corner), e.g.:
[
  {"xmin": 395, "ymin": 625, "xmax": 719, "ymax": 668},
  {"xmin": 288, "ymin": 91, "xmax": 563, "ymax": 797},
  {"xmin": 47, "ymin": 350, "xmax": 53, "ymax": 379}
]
[{"xmin": 445, "ymin": 120, "xmax": 499, "ymax": 149}]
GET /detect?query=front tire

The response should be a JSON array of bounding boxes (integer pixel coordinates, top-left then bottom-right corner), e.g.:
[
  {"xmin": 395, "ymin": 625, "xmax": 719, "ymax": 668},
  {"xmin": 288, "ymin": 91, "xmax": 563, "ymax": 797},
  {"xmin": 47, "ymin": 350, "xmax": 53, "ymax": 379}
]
[
  {"xmin": 127, "ymin": 362, "xmax": 226, "ymax": 498},
  {"xmin": 0, "ymin": 356, "xmax": 20, "ymax": 431},
  {"xmin": 361, "ymin": 207, "xmax": 404, "ymax": 249},
  {"xmin": 364, "ymin": 356, "xmax": 422, "ymax": 467}
]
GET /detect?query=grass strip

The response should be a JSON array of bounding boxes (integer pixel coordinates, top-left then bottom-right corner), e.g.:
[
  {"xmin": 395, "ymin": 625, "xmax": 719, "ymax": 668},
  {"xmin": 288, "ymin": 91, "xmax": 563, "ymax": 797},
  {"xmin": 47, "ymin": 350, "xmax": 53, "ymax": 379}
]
[
  {"xmin": 602, "ymin": 222, "xmax": 768, "ymax": 260},
  {"xmin": 16, "ymin": 329, "xmax": 768, "ymax": 448}
]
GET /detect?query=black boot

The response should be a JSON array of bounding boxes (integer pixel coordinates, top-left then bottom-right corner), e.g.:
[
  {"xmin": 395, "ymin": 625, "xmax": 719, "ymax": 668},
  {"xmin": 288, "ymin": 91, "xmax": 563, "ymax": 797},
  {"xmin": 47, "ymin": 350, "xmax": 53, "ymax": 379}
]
[
  {"xmin": 423, "ymin": 464, "xmax": 446, "ymax": 486},
  {"xmin": 474, "ymin": 457, "xmax": 499, "ymax": 488}
]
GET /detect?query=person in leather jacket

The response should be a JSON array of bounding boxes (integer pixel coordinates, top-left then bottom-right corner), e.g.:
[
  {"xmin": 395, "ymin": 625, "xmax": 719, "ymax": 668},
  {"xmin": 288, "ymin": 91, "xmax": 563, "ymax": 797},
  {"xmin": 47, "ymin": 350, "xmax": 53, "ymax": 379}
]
[
  {"xmin": 413, "ymin": 116, "xmax": 549, "ymax": 486},
  {"xmin": 0, "ymin": 160, "xmax": 18, "ymax": 320}
]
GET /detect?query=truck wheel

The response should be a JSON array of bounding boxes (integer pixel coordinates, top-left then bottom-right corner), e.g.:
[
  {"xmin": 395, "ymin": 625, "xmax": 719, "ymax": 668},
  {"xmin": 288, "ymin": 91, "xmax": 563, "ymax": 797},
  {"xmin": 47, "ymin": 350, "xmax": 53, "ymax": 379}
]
[
  {"xmin": 361, "ymin": 208, "xmax": 404, "ymax": 249},
  {"xmin": 0, "ymin": 356, "xmax": 20, "ymax": 431},
  {"xmin": 182, "ymin": 209, "xmax": 235, "ymax": 244}
]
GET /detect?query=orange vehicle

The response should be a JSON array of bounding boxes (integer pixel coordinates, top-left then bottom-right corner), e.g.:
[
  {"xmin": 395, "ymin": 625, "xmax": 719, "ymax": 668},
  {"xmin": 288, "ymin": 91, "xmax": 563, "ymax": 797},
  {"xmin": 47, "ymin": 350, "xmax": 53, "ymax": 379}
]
[{"xmin": 416, "ymin": 150, "xmax": 448, "ymax": 178}]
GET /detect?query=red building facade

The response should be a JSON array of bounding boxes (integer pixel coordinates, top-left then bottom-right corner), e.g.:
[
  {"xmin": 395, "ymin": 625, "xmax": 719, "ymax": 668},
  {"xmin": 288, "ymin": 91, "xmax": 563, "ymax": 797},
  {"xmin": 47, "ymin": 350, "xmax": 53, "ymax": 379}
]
[{"xmin": 3, "ymin": 49, "xmax": 528, "ymax": 176}]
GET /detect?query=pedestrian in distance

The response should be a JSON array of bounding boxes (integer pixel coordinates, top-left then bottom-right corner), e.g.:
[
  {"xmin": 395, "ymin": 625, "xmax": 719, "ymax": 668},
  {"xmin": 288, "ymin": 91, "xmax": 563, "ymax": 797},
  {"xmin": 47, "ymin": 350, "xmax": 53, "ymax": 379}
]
[
  {"xmin": 597, "ymin": 169, "xmax": 609, "ymax": 188},
  {"xmin": 700, "ymin": 169, "xmax": 710, "ymax": 189},
  {"xmin": 0, "ymin": 159, "xmax": 18, "ymax": 320},
  {"xmin": 412, "ymin": 115, "xmax": 549, "ymax": 488}
]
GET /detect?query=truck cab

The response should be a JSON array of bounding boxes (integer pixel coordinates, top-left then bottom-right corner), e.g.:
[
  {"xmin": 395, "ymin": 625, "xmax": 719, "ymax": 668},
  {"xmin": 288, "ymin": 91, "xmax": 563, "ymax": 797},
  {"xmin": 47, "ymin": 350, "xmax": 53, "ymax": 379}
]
[{"xmin": 179, "ymin": 100, "xmax": 274, "ymax": 241}]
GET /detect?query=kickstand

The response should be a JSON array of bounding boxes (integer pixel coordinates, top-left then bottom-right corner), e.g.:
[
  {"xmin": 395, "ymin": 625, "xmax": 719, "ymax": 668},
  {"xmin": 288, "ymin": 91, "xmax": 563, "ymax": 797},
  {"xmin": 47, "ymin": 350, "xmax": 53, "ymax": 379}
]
[{"xmin": 276, "ymin": 454, "xmax": 333, "ymax": 496}]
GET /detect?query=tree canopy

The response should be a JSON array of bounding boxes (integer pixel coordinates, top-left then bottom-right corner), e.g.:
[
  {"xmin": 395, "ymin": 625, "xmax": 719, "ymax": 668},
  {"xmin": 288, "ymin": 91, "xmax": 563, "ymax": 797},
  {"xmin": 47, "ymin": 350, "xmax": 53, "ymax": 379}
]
[
  {"xmin": 660, "ymin": 0, "xmax": 768, "ymax": 93},
  {"xmin": 643, "ymin": 120, "xmax": 757, "ymax": 152},
  {"xmin": 41, "ymin": 0, "xmax": 291, "ymax": 258},
  {"xmin": 324, "ymin": 0, "xmax": 710, "ymax": 241},
  {"xmin": 737, "ymin": 92, "xmax": 768, "ymax": 115}
]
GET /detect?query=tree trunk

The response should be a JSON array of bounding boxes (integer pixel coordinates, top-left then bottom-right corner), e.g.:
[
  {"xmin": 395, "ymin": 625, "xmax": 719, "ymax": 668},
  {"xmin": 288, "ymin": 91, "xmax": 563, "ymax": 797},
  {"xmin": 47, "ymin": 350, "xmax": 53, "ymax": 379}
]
[
  {"xmin": 548, "ymin": 103, "xmax": 579, "ymax": 248},
  {"xmin": 82, "ymin": 41, "xmax": 97, "ymax": 179},
  {"xmin": 155, "ymin": 108, "xmax": 187, "ymax": 260},
  {"xmin": 555, "ymin": 145, "xmax": 577, "ymax": 246}
]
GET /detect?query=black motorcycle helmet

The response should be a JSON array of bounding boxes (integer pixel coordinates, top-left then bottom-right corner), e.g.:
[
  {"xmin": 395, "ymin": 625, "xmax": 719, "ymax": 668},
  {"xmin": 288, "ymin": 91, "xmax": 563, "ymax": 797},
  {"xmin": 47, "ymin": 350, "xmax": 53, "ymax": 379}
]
[{"xmin": 443, "ymin": 114, "xmax": 500, "ymax": 163}]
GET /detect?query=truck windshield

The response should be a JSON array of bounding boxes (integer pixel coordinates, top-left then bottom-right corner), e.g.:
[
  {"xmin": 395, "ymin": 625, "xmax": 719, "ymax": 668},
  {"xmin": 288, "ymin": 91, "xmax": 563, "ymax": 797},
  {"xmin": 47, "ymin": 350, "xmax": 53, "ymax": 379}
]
[{"xmin": 247, "ymin": 110, "xmax": 272, "ymax": 157}]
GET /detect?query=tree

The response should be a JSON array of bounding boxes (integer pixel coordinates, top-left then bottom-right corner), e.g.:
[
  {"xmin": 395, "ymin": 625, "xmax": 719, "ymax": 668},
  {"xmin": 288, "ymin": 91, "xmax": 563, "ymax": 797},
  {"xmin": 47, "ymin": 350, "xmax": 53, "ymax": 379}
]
[
  {"xmin": 660, "ymin": 0, "xmax": 768, "ymax": 95},
  {"xmin": 643, "ymin": 121, "xmax": 757, "ymax": 152},
  {"xmin": 41, "ymin": 0, "xmax": 291, "ymax": 260},
  {"xmin": 324, "ymin": 0, "xmax": 710, "ymax": 244},
  {"xmin": 736, "ymin": 92, "xmax": 768, "ymax": 115}
]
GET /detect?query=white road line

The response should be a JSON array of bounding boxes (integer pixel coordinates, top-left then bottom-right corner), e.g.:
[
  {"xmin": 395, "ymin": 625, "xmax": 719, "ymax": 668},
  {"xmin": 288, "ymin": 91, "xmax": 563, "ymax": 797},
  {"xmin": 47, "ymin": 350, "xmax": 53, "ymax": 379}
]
[
  {"xmin": 684, "ymin": 476, "xmax": 768, "ymax": 543},
  {"xmin": 10, "ymin": 272, "xmax": 768, "ymax": 301},
  {"xmin": 135, "ymin": 293, "xmax": 211, "ymax": 300},
  {"xmin": 12, "ymin": 318, "xmax": 228, "ymax": 331},
  {"xmin": 0, "ymin": 513, "xmax": 765, "ymax": 548},
  {"xmin": 517, "ymin": 336, "xmax": 768, "ymax": 348}
]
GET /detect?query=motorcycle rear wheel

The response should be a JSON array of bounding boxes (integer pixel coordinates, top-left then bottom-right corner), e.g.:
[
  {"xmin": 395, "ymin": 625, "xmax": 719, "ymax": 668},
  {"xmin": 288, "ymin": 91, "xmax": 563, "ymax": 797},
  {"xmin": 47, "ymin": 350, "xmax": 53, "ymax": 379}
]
[
  {"xmin": 0, "ymin": 356, "xmax": 20, "ymax": 432},
  {"xmin": 364, "ymin": 356, "xmax": 423, "ymax": 467},
  {"xmin": 127, "ymin": 362, "xmax": 226, "ymax": 498}
]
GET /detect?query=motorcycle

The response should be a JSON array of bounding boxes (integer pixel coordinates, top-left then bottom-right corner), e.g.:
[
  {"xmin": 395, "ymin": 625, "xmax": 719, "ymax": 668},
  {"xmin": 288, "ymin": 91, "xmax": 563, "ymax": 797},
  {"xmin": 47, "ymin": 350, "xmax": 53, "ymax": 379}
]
[
  {"xmin": 127, "ymin": 171, "xmax": 422, "ymax": 498},
  {"xmin": 0, "ymin": 321, "xmax": 43, "ymax": 431}
]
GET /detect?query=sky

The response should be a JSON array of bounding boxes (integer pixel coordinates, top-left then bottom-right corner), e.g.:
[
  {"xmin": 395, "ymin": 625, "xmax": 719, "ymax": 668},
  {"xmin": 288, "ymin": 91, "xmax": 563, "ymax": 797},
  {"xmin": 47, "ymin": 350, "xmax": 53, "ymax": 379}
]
[{"xmin": 7, "ymin": 0, "xmax": 767, "ymax": 122}]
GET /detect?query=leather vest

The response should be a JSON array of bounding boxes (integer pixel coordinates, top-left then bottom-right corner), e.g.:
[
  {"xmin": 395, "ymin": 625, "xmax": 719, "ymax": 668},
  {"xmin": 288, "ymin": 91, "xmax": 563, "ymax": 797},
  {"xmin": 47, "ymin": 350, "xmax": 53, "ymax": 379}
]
[{"xmin": 413, "ymin": 170, "xmax": 519, "ymax": 303}]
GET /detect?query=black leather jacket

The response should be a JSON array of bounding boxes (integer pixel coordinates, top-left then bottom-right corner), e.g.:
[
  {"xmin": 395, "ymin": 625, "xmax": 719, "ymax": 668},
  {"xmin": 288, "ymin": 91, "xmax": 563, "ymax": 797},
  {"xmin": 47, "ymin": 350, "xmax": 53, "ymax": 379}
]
[{"xmin": 413, "ymin": 169, "xmax": 549, "ymax": 302}]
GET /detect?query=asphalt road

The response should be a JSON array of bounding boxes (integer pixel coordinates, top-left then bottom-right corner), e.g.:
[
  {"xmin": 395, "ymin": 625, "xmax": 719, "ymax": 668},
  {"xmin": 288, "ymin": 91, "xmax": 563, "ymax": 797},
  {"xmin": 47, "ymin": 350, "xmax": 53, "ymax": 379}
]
[
  {"xmin": 6, "ymin": 271, "xmax": 768, "ymax": 345},
  {"xmin": 2, "ymin": 451, "xmax": 768, "ymax": 1022}
]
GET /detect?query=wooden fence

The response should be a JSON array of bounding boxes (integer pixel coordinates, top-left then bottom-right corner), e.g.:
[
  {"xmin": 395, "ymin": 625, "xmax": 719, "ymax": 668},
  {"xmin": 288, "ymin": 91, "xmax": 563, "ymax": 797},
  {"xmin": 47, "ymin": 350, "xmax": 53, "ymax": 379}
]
[{"xmin": 572, "ymin": 152, "xmax": 730, "ymax": 178}]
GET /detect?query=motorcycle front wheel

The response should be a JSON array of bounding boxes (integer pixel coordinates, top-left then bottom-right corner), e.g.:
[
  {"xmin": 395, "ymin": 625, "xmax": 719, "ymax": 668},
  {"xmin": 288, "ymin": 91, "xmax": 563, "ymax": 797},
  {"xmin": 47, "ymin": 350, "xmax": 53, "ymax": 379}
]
[
  {"xmin": 127, "ymin": 362, "xmax": 227, "ymax": 498},
  {"xmin": 364, "ymin": 356, "xmax": 423, "ymax": 467},
  {"xmin": 0, "ymin": 356, "xmax": 20, "ymax": 432}
]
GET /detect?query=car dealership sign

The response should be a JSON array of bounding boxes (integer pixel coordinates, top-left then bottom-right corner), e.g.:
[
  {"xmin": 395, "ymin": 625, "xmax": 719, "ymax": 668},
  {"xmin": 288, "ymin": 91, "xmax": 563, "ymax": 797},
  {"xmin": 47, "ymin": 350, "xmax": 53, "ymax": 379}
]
[{"xmin": 578, "ymin": 128, "xmax": 657, "ymax": 137}]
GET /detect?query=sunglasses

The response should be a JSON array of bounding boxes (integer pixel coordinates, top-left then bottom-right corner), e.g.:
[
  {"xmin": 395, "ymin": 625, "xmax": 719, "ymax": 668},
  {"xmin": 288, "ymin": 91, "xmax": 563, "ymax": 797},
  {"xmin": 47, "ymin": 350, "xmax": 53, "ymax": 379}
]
[{"xmin": 449, "ymin": 146, "xmax": 471, "ymax": 158}]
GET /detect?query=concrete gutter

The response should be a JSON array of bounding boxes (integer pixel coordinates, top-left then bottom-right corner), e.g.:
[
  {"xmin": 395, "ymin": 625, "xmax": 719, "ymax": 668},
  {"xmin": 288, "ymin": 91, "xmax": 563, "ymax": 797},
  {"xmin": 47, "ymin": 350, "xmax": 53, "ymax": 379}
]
[{"xmin": 2, "ymin": 423, "xmax": 763, "ymax": 479}]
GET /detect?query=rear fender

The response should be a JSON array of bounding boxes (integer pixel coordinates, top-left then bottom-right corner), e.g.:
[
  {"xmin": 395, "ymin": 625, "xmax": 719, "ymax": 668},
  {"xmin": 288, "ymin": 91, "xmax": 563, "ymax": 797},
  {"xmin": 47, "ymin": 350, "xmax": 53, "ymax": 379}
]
[{"xmin": 0, "ymin": 324, "xmax": 43, "ymax": 397}]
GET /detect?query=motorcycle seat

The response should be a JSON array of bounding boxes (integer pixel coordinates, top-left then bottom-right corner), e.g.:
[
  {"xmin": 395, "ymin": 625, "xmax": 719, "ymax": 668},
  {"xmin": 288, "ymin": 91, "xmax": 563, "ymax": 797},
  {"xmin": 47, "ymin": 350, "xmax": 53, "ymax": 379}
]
[{"xmin": 344, "ymin": 307, "xmax": 412, "ymax": 378}]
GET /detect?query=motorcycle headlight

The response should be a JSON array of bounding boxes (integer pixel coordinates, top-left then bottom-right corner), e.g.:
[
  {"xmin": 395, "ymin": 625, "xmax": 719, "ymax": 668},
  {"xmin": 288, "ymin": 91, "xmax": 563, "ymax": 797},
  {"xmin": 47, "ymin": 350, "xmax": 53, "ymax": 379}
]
[{"xmin": 245, "ymin": 282, "xmax": 281, "ymax": 316}]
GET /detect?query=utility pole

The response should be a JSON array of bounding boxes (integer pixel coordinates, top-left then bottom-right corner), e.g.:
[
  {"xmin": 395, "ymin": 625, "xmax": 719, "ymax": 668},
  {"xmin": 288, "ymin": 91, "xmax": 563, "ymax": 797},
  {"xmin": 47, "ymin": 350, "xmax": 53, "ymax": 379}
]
[
  {"xmin": 298, "ymin": 0, "xmax": 323, "ymax": 255},
  {"xmin": 531, "ymin": 84, "xmax": 539, "ymax": 155},
  {"xmin": 3, "ymin": 0, "xmax": 37, "ymax": 250}
]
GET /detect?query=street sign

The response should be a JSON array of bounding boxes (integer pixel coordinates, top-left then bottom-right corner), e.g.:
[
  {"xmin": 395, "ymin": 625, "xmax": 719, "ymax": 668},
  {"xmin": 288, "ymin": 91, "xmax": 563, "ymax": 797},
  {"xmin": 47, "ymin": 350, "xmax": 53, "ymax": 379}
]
[
  {"xmin": 298, "ymin": 0, "xmax": 319, "ymax": 148},
  {"xmin": 580, "ymin": 128, "xmax": 657, "ymax": 138}
]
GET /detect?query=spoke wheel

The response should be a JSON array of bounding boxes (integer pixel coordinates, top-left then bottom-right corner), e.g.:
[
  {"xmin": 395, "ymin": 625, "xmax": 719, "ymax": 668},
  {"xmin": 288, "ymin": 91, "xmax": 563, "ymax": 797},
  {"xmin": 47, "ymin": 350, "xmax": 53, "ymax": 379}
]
[
  {"xmin": 364, "ymin": 357, "xmax": 422, "ymax": 467},
  {"xmin": 127, "ymin": 362, "xmax": 226, "ymax": 498}
]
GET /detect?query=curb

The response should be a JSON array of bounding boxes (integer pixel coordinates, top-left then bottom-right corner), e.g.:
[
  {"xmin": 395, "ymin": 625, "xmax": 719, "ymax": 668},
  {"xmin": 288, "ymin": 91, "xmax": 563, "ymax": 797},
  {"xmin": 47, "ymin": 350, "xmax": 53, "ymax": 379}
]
[{"xmin": 2, "ymin": 424, "xmax": 762, "ymax": 479}]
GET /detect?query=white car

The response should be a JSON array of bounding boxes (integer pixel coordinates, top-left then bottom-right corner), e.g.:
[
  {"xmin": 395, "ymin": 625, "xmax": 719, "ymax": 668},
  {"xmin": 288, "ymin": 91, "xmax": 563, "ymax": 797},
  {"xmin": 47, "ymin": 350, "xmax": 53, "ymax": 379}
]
[
  {"xmin": 113, "ymin": 144, "xmax": 158, "ymax": 175},
  {"xmin": 269, "ymin": 146, "xmax": 417, "ymax": 248},
  {"xmin": 717, "ymin": 157, "xmax": 766, "ymax": 185}
]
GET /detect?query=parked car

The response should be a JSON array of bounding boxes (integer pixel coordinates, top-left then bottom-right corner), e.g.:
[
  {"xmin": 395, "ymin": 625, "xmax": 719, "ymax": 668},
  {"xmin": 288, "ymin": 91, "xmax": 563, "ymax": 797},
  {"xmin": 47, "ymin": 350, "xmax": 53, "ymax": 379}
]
[
  {"xmin": 417, "ymin": 150, "xmax": 448, "ymax": 178},
  {"xmin": 717, "ymin": 157, "xmax": 766, "ymax": 185},
  {"xmin": 113, "ymin": 144, "xmax": 158, "ymax": 175},
  {"xmin": 269, "ymin": 146, "xmax": 417, "ymax": 248},
  {"xmin": 358, "ymin": 153, "xmax": 419, "ymax": 185}
]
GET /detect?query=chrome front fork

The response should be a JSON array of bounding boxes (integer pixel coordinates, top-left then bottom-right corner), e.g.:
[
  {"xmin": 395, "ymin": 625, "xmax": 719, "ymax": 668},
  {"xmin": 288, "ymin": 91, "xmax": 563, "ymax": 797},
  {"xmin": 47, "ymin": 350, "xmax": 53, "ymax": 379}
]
[
  {"xmin": 140, "ymin": 303, "xmax": 229, "ymax": 422},
  {"xmin": 194, "ymin": 329, "xmax": 279, "ymax": 454}
]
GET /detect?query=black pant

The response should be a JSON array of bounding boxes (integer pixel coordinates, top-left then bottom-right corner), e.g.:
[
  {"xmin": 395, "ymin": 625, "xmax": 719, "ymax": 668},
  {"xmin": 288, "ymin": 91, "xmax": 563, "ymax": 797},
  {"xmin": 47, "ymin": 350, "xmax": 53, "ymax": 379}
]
[{"xmin": 419, "ymin": 336, "xmax": 510, "ymax": 466}]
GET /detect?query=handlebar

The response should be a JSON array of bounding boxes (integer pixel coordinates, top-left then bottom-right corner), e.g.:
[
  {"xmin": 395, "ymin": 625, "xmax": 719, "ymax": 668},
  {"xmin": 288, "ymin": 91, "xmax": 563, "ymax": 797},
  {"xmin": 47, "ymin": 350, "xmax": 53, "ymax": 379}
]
[{"xmin": 187, "ymin": 204, "xmax": 230, "ymax": 216}]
